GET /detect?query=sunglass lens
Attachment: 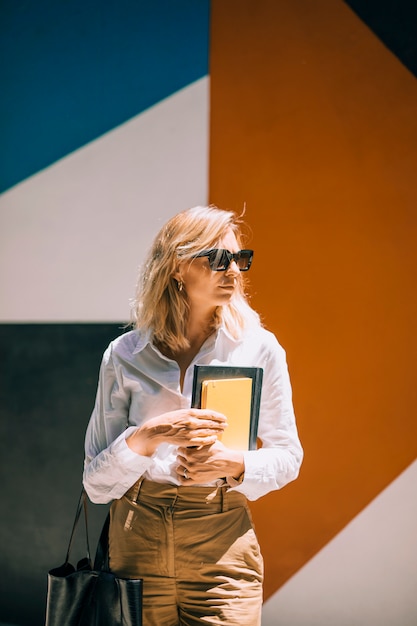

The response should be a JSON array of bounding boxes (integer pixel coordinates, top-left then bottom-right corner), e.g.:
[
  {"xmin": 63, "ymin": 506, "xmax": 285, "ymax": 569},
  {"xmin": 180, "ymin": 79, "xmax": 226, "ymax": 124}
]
[
  {"xmin": 236, "ymin": 251, "xmax": 252, "ymax": 270},
  {"xmin": 207, "ymin": 249, "xmax": 228, "ymax": 270},
  {"xmin": 216, "ymin": 250, "xmax": 230, "ymax": 270}
]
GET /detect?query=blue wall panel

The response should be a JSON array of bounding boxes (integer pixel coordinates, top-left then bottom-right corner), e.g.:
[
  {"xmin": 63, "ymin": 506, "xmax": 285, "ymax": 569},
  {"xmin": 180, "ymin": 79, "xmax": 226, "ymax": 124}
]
[{"xmin": 0, "ymin": 0, "xmax": 210, "ymax": 192}]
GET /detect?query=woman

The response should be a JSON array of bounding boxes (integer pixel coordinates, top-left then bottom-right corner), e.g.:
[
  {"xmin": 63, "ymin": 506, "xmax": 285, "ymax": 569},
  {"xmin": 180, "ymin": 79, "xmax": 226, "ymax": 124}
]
[{"xmin": 83, "ymin": 205, "xmax": 303, "ymax": 626}]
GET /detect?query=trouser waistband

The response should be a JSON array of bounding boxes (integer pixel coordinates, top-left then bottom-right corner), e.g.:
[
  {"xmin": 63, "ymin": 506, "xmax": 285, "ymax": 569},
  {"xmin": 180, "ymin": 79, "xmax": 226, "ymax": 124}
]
[{"xmin": 124, "ymin": 477, "xmax": 247, "ymax": 513}]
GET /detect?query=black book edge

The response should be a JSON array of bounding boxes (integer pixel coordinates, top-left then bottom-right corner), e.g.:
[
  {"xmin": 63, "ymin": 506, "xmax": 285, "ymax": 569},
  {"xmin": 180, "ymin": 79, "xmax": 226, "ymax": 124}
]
[{"xmin": 191, "ymin": 365, "xmax": 264, "ymax": 450}]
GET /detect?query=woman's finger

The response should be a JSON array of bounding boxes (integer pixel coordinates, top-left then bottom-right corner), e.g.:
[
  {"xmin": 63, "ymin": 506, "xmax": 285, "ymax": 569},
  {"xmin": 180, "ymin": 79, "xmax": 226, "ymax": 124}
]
[{"xmin": 189, "ymin": 409, "xmax": 227, "ymax": 423}]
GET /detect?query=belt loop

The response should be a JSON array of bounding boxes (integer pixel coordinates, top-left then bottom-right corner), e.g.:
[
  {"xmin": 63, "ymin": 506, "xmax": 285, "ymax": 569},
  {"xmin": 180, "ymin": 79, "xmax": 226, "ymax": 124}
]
[
  {"xmin": 221, "ymin": 486, "xmax": 229, "ymax": 512},
  {"xmin": 132, "ymin": 476, "xmax": 145, "ymax": 503}
]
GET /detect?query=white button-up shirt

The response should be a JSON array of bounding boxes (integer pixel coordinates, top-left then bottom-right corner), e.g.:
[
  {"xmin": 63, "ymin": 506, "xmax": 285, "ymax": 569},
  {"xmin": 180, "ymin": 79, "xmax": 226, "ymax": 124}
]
[{"xmin": 83, "ymin": 325, "xmax": 303, "ymax": 504}]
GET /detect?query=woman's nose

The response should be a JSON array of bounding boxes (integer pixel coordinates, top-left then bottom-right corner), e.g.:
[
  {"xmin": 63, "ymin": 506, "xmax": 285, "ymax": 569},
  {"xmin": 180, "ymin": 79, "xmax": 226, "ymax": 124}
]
[{"xmin": 225, "ymin": 260, "xmax": 240, "ymax": 276}]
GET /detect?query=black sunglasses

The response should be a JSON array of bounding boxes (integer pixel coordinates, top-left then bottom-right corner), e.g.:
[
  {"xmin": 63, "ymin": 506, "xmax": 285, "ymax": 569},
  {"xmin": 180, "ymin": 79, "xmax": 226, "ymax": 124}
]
[{"xmin": 193, "ymin": 249, "xmax": 254, "ymax": 271}]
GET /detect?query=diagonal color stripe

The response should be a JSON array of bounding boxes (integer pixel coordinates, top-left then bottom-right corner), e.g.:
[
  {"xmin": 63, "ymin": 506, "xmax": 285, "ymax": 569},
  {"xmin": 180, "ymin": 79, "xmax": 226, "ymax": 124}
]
[
  {"xmin": 344, "ymin": 0, "xmax": 417, "ymax": 77},
  {"xmin": 0, "ymin": 78, "xmax": 209, "ymax": 321},
  {"xmin": 0, "ymin": 0, "xmax": 210, "ymax": 192},
  {"xmin": 262, "ymin": 460, "xmax": 417, "ymax": 625}
]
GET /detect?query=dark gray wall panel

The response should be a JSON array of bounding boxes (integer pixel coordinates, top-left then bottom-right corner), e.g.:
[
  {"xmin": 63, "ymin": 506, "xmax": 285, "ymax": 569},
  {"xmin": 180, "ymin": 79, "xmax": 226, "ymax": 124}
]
[{"xmin": 0, "ymin": 324, "xmax": 124, "ymax": 626}]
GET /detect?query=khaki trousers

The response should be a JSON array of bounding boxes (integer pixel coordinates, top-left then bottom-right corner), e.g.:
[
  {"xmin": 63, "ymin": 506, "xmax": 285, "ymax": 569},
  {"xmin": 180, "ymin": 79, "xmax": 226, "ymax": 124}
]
[{"xmin": 109, "ymin": 479, "xmax": 264, "ymax": 626}]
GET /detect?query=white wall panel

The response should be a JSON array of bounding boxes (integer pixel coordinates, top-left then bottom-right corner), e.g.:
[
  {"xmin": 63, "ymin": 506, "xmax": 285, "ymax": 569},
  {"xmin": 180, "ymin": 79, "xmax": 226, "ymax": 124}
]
[
  {"xmin": 262, "ymin": 459, "xmax": 417, "ymax": 625},
  {"xmin": 0, "ymin": 77, "xmax": 209, "ymax": 322}
]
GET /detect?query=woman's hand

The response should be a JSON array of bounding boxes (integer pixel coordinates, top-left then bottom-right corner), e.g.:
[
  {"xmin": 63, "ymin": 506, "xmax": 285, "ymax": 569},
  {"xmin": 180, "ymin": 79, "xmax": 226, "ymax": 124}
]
[
  {"xmin": 176, "ymin": 441, "xmax": 245, "ymax": 485},
  {"xmin": 126, "ymin": 409, "xmax": 227, "ymax": 456}
]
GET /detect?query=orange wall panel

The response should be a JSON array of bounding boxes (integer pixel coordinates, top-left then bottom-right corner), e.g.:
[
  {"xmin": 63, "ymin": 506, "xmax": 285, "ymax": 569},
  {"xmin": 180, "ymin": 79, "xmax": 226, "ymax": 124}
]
[{"xmin": 209, "ymin": 0, "xmax": 417, "ymax": 598}]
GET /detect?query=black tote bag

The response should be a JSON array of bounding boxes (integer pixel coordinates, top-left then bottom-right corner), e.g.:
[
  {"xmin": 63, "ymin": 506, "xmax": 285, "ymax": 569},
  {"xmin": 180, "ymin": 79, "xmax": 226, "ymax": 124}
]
[{"xmin": 45, "ymin": 490, "xmax": 143, "ymax": 626}]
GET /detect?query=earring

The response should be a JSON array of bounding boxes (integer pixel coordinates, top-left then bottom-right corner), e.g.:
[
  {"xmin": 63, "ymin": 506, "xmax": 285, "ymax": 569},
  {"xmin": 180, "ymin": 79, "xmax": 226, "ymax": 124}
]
[{"xmin": 177, "ymin": 280, "xmax": 184, "ymax": 292}]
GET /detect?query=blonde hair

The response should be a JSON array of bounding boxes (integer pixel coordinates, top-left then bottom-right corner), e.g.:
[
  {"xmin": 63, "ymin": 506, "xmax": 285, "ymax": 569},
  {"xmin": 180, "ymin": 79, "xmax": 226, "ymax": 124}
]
[{"xmin": 131, "ymin": 205, "xmax": 261, "ymax": 352}]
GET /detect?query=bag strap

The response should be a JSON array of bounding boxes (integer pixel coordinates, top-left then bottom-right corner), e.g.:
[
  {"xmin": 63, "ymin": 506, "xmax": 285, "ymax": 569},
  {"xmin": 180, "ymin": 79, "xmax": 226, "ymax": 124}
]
[
  {"xmin": 64, "ymin": 488, "xmax": 92, "ymax": 566},
  {"xmin": 93, "ymin": 512, "xmax": 111, "ymax": 571}
]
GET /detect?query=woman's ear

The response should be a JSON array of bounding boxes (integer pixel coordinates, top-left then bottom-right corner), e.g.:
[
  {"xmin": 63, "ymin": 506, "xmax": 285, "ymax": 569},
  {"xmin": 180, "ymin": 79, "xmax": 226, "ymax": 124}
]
[
  {"xmin": 172, "ymin": 267, "xmax": 184, "ymax": 293},
  {"xmin": 172, "ymin": 267, "xmax": 182, "ymax": 283},
  {"xmin": 172, "ymin": 259, "xmax": 186, "ymax": 283}
]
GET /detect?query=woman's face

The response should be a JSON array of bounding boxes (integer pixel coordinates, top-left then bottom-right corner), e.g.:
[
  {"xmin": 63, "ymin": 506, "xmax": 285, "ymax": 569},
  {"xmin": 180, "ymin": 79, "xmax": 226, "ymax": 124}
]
[{"xmin": 177, "ymin": 229, "xmax": 241, "ymax": 315}]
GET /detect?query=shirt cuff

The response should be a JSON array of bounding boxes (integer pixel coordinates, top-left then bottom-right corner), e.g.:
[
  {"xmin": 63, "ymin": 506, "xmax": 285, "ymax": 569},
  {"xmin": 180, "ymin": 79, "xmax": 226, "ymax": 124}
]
[{"xmin": 110, "ymin": 427, "xmax": 154, "ymax": 473}]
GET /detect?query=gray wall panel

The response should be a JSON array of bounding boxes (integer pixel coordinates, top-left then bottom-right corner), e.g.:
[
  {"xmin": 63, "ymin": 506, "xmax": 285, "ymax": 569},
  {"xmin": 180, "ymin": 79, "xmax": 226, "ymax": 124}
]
[{"xmin": 0, "ymin": 324, "xmax": 124, "ymax": 626}]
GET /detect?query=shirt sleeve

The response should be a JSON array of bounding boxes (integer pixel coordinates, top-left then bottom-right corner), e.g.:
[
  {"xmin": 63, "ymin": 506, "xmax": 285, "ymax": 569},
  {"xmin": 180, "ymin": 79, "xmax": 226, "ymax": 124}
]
[
  {"xmin": 228, "ymin": 334, "xmax": 303, "ymax": 501},
  {"xmin": 83, "ymin": 344, "xmax": 153, "ymax": 504}
]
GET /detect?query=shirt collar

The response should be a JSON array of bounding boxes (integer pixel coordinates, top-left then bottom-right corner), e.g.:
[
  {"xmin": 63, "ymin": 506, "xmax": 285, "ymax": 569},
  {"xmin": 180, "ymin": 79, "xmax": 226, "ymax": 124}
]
[
  {"xmin": 131, "ymin": 324, "xmax": 244, "ymax": 356},
  {"xmin": 132, "ymin": 328, "xmax": 153, "ymax": 355},
  {"xmin": 216, "ymin": 324, "xmax": 245, "ymax": 345}
]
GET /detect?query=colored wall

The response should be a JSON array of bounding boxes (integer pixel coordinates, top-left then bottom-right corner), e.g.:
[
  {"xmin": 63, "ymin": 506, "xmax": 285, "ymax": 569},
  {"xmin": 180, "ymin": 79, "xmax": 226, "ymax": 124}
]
[
  {"xmin": 209, "ymin": 0, "xmax": 417, "ymax": 619},
  {"xmin": 1, "ymin": 1, "xmax": 416, "ymax": 624},
  {"xmin": 0, "ymin": 3, "xmax": 210, "ymax": 625}
]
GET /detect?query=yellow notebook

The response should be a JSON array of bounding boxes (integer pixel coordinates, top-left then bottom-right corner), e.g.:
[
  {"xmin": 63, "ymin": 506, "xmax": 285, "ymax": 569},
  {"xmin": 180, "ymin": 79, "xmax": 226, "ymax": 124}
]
[{"xmin": 200, "ymin": 377, "xmax": 253, "ymax": 450}]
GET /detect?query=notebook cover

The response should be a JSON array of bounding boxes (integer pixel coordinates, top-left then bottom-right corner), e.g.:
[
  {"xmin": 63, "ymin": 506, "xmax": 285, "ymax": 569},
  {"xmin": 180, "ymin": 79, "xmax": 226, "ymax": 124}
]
[
  {"xmin": 201, "ymin": 378, "xmax": 252, "ymax": 450},
  {"xmin": 191, "ymin": 365, "xmax": 263, "ymax": 450}
]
